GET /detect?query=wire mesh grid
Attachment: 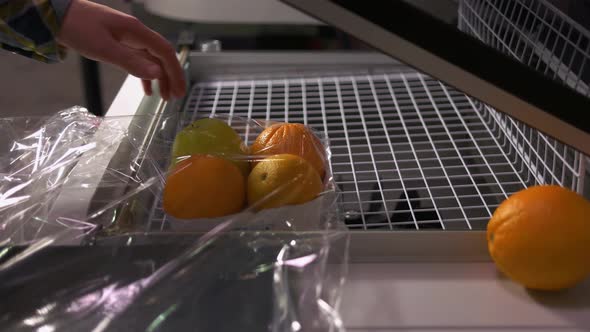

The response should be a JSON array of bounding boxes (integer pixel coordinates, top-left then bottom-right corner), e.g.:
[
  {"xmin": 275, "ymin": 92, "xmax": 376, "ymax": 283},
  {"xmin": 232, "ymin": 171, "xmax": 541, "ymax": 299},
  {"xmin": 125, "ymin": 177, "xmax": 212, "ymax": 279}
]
[
  {"xmin": 458, "ymin": 0, "xmax": 587, "ymax": 195},
  {"xmin": 459, "ymin": 0, "xmax": 590, "ymax": 95},
  {"xmin": 146, "ymin": 71, "xmax": 579, "ymax": 232}
]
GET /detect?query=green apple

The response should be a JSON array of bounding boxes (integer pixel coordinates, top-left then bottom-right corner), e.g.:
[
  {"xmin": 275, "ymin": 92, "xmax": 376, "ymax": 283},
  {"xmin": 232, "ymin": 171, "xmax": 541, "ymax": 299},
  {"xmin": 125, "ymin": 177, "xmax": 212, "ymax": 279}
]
[{"xmin": 171, "ymin": 118, "xmax": 249, "ymax": 176}]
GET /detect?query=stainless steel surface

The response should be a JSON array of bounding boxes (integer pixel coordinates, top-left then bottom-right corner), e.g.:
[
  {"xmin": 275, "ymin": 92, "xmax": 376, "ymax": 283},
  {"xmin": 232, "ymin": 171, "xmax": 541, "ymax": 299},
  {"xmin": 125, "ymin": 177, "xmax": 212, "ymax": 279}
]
[{"xmin": 187, "ymin": 51, "xmax": 402, "ymax": 79}]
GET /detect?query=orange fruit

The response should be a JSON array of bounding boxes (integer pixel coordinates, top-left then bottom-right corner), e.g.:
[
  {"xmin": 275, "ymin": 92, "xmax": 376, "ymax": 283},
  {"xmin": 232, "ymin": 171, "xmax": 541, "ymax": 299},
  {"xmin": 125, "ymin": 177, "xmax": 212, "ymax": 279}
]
[
  {"xmin": 487, "ymin": 185, "xmax": 590, "ymax": 290},
  {"xmin": 247, "ymin": 154, "xmax": 323, "ymax": 211},
  {"xmin": 163, "ymin": 155, "xmax": 245, "ymax": 219},
  {"xmin": 251, "ymin": 123, "xmax": 326, "ymax": 178}
]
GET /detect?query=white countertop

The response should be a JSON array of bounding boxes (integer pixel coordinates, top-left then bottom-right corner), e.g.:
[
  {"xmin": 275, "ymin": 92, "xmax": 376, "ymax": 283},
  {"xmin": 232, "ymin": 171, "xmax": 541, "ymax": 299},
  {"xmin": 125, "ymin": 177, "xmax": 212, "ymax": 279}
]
[{"xmin": 342, "ymin": 262, "xmax": 590, "ymax": 331}]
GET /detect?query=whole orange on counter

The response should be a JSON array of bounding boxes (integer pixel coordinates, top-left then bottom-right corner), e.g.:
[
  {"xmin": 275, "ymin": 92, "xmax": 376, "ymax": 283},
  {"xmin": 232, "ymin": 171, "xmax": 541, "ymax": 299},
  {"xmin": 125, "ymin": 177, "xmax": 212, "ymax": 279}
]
[
  {"xmin": 248, "ymin": 154, "xmax": 323, "ymax": 211},
  {"xmin": 163, "ymin": 155, "xmax": 246, "ymax": 219},
  {"xmin": 251, "ymin": 123, "xmax": 326, "ymax": 178},
  {"xmin": 487, "ymin": 185, "xmax": 590, "ymax": 290}
]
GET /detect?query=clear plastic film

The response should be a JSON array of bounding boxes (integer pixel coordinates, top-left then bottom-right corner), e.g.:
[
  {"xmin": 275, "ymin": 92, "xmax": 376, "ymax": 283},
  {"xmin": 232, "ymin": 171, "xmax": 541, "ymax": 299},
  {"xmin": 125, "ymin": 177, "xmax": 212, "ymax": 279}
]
[{"xmin": 0, "ymin": 107, "xmax": 349, "ymax": 331}]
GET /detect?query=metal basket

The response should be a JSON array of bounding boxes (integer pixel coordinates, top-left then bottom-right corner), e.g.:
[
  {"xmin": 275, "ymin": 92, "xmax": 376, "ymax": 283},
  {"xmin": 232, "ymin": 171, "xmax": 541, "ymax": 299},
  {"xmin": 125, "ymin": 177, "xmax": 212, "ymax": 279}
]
[{"xmin": 459, "ymin": 0, "xmax": 588, "ymax": 195}]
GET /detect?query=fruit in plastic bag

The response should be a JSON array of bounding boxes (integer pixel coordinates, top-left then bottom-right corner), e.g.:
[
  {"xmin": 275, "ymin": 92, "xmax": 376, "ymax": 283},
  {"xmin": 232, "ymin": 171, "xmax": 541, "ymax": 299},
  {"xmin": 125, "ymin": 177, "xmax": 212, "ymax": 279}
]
[
  {"xmin": 251, "ymin": 123, "xmax": 326, "ymax": 178},
  {"xmin": 247, "ymin": 154, "xmax": 323, "ymax": 211},
  {"xmin": 171, "ymin": 118, "xmax": 249, "ymax": 175},
  {"xmin": 163, "ymin": 155, "xmax": 246, "ymax": 219},
  {"xmin": 487, "ymin": 185, "xmax": 590, "ymax": 290}
]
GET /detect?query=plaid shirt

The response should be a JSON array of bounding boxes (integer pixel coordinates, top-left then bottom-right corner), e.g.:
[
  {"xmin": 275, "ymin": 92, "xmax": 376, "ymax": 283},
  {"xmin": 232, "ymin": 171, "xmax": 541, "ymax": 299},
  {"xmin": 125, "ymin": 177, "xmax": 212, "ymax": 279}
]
[{"xmin": 0, "ymin": 0, "xmax": 72, "ymax": 63}]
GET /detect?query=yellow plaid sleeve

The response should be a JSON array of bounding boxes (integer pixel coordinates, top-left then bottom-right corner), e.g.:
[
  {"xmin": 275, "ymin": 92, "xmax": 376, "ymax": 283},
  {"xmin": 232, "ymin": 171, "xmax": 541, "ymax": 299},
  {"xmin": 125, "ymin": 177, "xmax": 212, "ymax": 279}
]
[{"xmin": 0, "ymin": 0, "xmax": 72, "ymax": 63}]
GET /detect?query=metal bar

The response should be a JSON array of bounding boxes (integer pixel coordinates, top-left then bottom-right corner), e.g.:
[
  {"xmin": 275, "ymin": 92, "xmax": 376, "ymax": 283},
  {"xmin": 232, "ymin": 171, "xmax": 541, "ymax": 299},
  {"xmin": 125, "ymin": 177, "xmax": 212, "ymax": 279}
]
[
  {"xmin": 209, "ymin": 84, "xmax": 222, "ymax": 117},
  {"xmin": 265, "ymin": 80, "xmax": 272, "ymax": 122},
  {"xmin": 301, "ymin": 79, "xmax": 308, "ymax": 126},
  {"xmin": 338, "ymin": 181, "xmax": 524, "ymax": 195},
  {"xmin": 333, "ymin": 170, "xmax": 522, "ymax": 182},
  {"xmin": 423, "ymin": 78, "xmax": 493, "ymax": 217},
  {"xmin": 334, "ymin": 79, "xmax": 366, "ymax": 228},
  {"xmin": 402, "ymin": 74, "xmax": 470, "ymax": 229},
  {"xmin": 368, "ymin": 75, "xmax": 418, "ymax": 229},
  {"xmin": 188, "ymin": 87, "xmax": 204, "ymax": 124},
  {"xmin": 493, "ymin": 108, "xmax": 562, "ymax": 184},
  {"xmin": 317, "ymin": 79, "xmax": 334, "ymax": 178},
  {"xmin": 466, "ymin": 98, "xmax": 528, "ymax": 190},
  {"xmin": 384, "ymin": 75, "xmax": 444, "ymax": 229},
  {"xmin": 351, "ymin": 78, "xmax": 393, "ymax": 230},
  {"xmin": 440, "ymin": 83, "xmax": 509, "ymax": 201},
  {"xmin": 227, "ymin": 82, "xmax": 238, "ymax": 126},
  {"xmin": 245, "ymin": 82, "xmax": 255, "ymax": 146},
  {"xmin": 284, "ymin": 79, "xmax": 289, "ymax": 122}
]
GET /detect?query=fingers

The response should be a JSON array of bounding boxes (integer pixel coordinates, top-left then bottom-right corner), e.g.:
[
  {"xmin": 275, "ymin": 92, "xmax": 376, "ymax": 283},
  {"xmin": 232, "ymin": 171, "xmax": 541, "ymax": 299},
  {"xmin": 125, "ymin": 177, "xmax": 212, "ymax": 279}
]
[
  {"xmin": 56, "ymin": 0, "xmax": 185, "ymax": 100},
  {"xmin": 139, "ymin": 51, "xmax": 172, "ymax": 100},
  {"xmin": 105, "ymin": 44, "xmax": 173, "ymax": 99},
  {"xmin": 108, "ymin": 43, "xmax": 162, "ymax": 80},
  {"xmin": 118, "ymin": 19, "xmax": 186, "ymax": 98},
  {"xmin": 142, "ymin": 80, "xmax": 153, "ymax": 96}
]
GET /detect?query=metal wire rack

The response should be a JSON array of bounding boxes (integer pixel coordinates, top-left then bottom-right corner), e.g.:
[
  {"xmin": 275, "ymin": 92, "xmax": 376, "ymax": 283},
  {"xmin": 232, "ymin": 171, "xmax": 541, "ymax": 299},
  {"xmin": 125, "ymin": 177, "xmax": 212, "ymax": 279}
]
[
  {"xmin": 459, "ymin": 0, "xmax": 590, "ymax": 95},
  {"xmin": 458, "ymin": 0, "xmax": 588, "ymax": 195},
  {"xmin": 146, "ymin": 69, "xmax": 580, "ymax": 232},
  {"xmin": 142, "ymin": 2, "xmax": 590, "ymax": 233}
]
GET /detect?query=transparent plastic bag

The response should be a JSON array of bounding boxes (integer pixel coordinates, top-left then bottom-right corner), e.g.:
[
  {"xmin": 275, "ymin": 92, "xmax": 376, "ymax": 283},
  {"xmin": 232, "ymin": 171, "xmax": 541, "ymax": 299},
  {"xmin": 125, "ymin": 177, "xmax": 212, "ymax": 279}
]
[{"xmin": 0, "ymin": 107, "xmax": 349, "ymax": 332}]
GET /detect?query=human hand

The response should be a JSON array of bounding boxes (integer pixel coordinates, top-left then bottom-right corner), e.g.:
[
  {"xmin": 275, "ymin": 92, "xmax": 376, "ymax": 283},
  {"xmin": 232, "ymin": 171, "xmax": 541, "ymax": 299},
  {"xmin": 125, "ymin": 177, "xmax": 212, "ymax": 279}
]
[{"xmin": 57, "ymin": 0, "xmax": 186, "ymax": 100}]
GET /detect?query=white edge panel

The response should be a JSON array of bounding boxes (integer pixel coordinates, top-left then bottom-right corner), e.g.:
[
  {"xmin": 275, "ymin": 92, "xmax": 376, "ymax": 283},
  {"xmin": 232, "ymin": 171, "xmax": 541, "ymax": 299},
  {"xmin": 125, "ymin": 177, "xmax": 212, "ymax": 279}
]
[
  {"xmin": 105, "ymin": 75, "xmax": 146, "ymax": 117},
  {"xmin": 342, "ymin": 262, "xmax": 590, "ymax": 330}
]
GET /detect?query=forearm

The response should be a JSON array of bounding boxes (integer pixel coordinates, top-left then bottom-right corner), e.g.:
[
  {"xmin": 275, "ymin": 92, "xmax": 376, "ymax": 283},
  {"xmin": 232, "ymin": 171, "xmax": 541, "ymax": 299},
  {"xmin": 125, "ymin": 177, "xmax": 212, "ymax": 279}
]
[{"xmin": 0, "ymin": 0, "xmax": 73, "ymax": 63}]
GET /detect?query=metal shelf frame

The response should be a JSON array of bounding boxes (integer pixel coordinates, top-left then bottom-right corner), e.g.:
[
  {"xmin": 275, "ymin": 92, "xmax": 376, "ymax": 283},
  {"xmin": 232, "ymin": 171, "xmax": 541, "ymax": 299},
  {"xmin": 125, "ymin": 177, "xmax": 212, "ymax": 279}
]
[{"xmin": 147, "ymin": 67, "xmax": 584, "ymax": 232}]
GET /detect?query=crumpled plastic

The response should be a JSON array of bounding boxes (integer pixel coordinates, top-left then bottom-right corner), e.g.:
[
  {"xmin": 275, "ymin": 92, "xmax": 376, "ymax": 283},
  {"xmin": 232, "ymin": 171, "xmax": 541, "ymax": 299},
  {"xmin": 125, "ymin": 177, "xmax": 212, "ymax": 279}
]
[{"xmin": 0, "ymin": 107, "xmax": 349, "ymax": 332}]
